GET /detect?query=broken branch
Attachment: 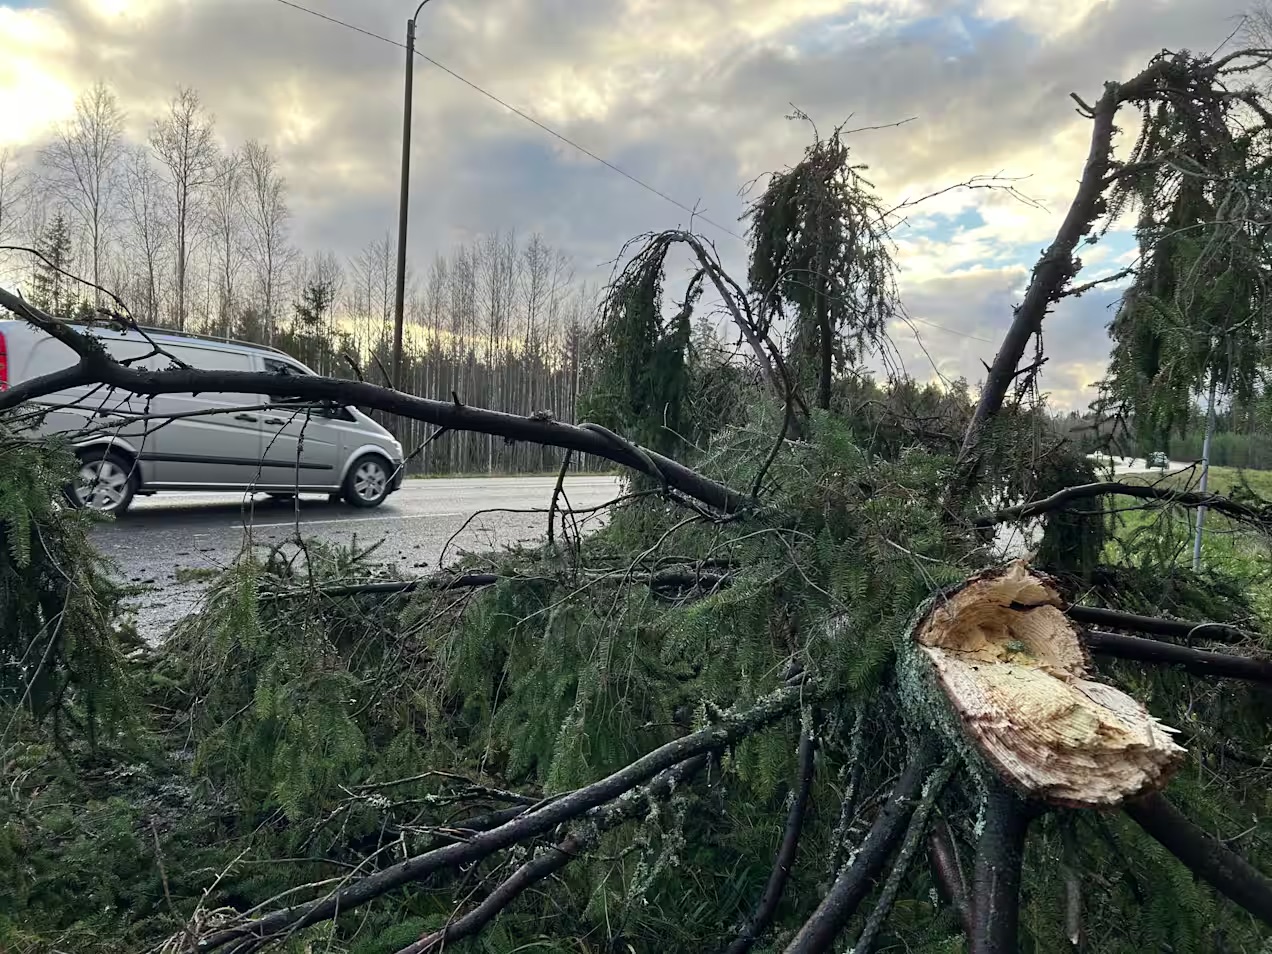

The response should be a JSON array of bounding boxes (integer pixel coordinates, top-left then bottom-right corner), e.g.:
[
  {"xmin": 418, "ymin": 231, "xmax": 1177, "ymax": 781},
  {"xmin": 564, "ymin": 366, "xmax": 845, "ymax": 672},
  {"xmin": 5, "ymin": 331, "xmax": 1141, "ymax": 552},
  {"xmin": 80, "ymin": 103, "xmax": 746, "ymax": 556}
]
[
  {"xmin": 1124, "ymin": 791, "xmax": 1272, "ymax": 926},
  {"xmin": 0, "ymin": 287, "xmax": 748, "ymax": 515},
  {"xmin": 782, "ymin": 738, "xmax": 941, "ymax": 954},
  {"xmin": 724, "ymin": 717, "xmax": 818, "ymax": 954}
]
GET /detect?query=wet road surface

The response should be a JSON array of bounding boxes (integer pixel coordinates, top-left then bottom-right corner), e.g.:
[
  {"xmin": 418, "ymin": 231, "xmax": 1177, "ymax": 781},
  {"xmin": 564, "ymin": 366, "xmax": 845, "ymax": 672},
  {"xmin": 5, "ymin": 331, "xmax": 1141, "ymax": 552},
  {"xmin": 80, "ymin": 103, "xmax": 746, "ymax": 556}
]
[{"xmin": 91, "ymin": 475, "xmax": 623, "ymax": 640}]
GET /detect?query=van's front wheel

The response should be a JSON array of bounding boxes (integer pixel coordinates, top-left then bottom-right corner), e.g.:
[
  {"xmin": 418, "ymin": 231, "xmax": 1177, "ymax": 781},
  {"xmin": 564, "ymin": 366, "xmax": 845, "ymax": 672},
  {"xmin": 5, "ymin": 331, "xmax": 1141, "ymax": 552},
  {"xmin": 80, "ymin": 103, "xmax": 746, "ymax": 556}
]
[
  {"xmin": 342, "ymin": 455, "xmax": 391, "ymax": 508},
  {"xmin": 69, "ymin": 449, "xmax": 137, "ymax": 516}
]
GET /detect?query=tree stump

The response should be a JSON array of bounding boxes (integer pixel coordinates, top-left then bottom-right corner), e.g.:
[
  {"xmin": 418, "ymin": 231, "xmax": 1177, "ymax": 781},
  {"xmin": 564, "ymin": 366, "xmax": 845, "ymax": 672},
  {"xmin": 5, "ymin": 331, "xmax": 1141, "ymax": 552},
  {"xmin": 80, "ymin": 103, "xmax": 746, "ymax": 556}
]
[{"xmin": 904, "ymin": 560, "xmax": 1185, "ymax": 808}]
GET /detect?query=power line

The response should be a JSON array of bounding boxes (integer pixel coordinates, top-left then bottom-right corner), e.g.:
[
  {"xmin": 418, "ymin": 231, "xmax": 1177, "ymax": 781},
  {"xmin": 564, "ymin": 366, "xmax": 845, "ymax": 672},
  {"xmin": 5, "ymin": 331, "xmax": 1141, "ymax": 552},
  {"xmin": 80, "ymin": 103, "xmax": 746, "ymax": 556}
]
[
  {"xmin": 264, "ymin": 0, "xmax": 744, "ymax": 240},
  {"xmin": 905, "ymin": 314, "xmax": 994, "ymax": 343},
  {"xmin": 264, "ymin": 0, "xmax": 991, "ymax": 345}
]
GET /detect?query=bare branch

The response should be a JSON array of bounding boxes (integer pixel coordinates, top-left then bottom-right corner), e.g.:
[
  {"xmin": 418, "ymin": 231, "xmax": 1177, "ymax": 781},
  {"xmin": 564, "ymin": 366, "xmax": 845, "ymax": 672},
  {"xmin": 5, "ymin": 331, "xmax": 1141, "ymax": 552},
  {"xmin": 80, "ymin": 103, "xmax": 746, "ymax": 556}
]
[
  {"xmin": 783, "ymin": 738, "xmax": 941, "ymax": 954},
  {"xmin": 0, "ymin": 287, "xmax": 748, "ymax": 515},
  {"xmin": 1065, "ymin": 604, "xmax": 1255, "ymax": 646},
  {"xmin": 724, "ymin": 716, "xmax": 818, "ymax": 954},
  {"xmin": 927, "ymin": 818, "xmax": 973, "ymax": 936},
  {"xmin": 1085, "ymin": 629, "xmax": 1272, "ymax": 683},
  {"xmin": 396, "ymin": 755, "xmax": 711, "ymax": 954},
  {"xmin": 973, "ymin": 480, "xmax": 1270, "ymax": 529},
  {"xmin": 1124, "ymin": 791, "xmax": 1272, "ymax": 926},
  {"xmin": 851, "ymin": 755, "xmax": 958, "ymax": 954},
  {"xmin": 193, "ymin": 681, "xmax": 815, "ymax": 951}
]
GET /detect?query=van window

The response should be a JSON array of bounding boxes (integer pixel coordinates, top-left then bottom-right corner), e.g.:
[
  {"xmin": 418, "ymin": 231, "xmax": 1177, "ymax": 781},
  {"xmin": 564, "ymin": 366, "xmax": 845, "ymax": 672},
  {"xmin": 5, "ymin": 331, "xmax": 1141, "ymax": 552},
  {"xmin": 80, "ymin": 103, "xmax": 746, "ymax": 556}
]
[
  {"xmin": 161, "ymin": 344, "xmax": 255, "ymax": 373},
  {"xmin": 100, "ymin": 336, "xmax": 166, "ymax": 368}
]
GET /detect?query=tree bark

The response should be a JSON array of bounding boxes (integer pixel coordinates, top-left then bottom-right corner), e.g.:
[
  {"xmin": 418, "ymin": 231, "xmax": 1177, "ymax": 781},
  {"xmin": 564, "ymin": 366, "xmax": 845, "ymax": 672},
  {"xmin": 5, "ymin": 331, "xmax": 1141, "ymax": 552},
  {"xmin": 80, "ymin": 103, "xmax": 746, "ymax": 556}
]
[
  {"xmin": 782, "ymin": 739, "xmax": 940, "ymax": 954},
  {"xmin": 969, "ymin": 784, "xmax": 1034, "ymax": 954},
  {"xmin": 1065, "ymin": 604, "xmax": 1252, "ymax": 645},
  {"xmin": 1084, "ymin": 629, "xmax": 1272, "ymax": 683}
]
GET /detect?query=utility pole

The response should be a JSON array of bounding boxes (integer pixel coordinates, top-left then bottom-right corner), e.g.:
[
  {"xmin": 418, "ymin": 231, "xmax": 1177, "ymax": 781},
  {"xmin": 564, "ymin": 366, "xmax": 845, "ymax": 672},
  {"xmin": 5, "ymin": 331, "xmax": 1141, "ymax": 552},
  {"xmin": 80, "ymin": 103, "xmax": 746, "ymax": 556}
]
[
  {"xmin": 392, "ymin": 0, "xmax": 435, "ymax": 392},
  {"xmin": 1191, "ymin": 371, "xmax": 1219, "ymax": 571}
]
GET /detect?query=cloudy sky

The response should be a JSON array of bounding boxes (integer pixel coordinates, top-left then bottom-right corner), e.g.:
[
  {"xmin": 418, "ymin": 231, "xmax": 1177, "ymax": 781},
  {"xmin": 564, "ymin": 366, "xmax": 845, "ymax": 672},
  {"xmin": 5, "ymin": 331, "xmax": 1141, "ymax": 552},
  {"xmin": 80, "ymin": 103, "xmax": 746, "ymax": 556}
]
[{"xmin": 0, "ymin": 0, "xmax": 1255, "ymax": 409}]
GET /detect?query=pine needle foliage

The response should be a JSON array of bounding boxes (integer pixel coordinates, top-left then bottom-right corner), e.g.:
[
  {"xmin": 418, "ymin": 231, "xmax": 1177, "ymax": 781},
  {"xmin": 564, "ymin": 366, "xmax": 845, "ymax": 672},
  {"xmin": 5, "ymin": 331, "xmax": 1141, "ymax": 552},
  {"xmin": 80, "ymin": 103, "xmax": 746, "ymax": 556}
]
[
  {"xmin": 1104, "ymin": 52, "xmax": 1272, "ymax": 447},
  {"xmin": 0, "ymin": 419, "xmax": 139, "ymax": 746},
  {"xmin": 745, "ymin": 120, "xmax": 899, "ymax": 409}
]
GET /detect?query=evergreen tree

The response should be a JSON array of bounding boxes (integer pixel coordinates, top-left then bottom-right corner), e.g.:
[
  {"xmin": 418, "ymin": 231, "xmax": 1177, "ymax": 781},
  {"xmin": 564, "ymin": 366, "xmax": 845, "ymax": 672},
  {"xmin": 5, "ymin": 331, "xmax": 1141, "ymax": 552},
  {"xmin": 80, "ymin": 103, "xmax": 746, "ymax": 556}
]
[
  {"xmin": 29, "ymin": 211, "xmax": 77, "ymax": 318},
  {"xmin": 745, "ymin": 120, "xmax": 898, "ymax": 410}
]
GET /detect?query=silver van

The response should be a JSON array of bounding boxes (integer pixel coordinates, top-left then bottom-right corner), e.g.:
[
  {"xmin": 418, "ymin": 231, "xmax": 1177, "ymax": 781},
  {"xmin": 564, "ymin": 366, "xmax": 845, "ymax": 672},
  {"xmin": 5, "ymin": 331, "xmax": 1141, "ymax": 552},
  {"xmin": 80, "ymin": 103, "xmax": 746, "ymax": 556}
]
[{"xmin": 0, "ymin": 319, "xmax": 404, "ymax": 515}]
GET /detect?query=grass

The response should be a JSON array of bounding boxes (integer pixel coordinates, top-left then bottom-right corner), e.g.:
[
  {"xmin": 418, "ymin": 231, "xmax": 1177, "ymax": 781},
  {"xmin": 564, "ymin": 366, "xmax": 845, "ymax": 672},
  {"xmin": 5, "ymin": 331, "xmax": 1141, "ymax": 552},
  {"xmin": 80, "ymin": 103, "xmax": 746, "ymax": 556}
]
[{"xmin": 1105, "ymin": 464, "xmax": 1272, "ymax": 623}]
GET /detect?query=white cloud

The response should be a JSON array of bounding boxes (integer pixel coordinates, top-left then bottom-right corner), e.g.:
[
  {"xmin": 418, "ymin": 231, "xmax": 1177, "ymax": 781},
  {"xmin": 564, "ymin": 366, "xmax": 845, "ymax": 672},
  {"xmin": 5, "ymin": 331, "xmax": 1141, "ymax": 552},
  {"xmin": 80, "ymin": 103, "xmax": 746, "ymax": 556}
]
[{"xmin": 0, "ymin": 0, "xmax": 1254, "ymax": 409}]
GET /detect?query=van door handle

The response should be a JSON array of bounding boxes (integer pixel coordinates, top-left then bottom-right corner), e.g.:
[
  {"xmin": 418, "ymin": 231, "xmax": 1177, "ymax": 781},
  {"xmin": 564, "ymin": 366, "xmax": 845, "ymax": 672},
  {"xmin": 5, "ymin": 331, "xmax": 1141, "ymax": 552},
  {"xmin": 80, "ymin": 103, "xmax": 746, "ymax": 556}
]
[
  {"xmin": 235, "ymin": 413, "xmax": 258, "ymax": 423},
  {"xmin": 263, "ymin": 417, "xmax": 286, "ymax": 426}
]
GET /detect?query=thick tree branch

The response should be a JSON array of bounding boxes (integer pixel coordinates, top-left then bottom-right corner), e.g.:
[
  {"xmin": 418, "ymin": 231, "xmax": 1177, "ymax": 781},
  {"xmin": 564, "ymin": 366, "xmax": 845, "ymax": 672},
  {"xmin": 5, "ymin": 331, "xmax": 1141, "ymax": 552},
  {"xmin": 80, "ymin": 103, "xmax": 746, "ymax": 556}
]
[
  {"xmin": 973, "ymin": 481, "xmax": 1269, "ymax": 528},
  {"xmin": 1085, "ymin": 629, "xmax": 1272, "ymax": 683},
  {"xmin": 928, "ymin": 818, "xmax": 973, "ymax": 937},
  {"xmin": 953, "ymin": 53, "xmax": 1191, "ymax": 491},
  {"xmin": 782, "ymin": 738, "xmax": 941, "ymax": 954},
  {"xmin": 0, "ymin": 287, "xmax": 747, "ymax": 514},
  {"xmin": 194, "ymin": 681, "xmax": 815, "ymax": 951},
  {"xmin": 1124, "ymin": 791, "xmax": 1272, "ymax": 926},
  {"xmin": 851, "ymin": 755, "xmax": 958, "ymax": 954},
  {"xmin": 970, "ymin": 784, "xmax": 1035, "ymax": 954},
  {"xmin": 724, "ymin": 717, "xmax": 818, "ymax": 954},
  {"xmin": 397, "ymin": 755, "xmax": 711, "ymax": 954},
  {"xmin": 1065, "ymin": 604, "xmax": 1255, "ymax": 646}
]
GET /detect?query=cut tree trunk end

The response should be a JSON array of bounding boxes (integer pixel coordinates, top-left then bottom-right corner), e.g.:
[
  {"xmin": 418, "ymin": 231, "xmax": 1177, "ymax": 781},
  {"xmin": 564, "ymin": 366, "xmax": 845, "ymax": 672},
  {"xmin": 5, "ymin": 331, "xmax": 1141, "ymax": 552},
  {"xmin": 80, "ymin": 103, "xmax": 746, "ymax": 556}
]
[{"xmin": 907, "ymin": 559, "xmax": 1185, "ymax": 808}]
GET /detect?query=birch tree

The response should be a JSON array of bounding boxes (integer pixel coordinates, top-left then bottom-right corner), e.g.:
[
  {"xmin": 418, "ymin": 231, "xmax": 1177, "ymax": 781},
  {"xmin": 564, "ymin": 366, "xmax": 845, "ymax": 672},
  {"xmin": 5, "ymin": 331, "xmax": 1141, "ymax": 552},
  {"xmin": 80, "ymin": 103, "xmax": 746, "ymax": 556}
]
[
  {"xmin": 119, "ymin": 147, "xmax": 171, "ymax": 325},
  {"xmin": 39, "ymin": 81, "xmax": 124, "ymax": 304},
  {"xmin": 207, "ymin": 148, "xmax": 245, "ymax": 337},
  {"xmin": 150, "ymin": 86, "xmax": 218, "ymax": 330},
  {"xmin": 242, "ymin": 139, "xmax": 292, "ymax": 342}
]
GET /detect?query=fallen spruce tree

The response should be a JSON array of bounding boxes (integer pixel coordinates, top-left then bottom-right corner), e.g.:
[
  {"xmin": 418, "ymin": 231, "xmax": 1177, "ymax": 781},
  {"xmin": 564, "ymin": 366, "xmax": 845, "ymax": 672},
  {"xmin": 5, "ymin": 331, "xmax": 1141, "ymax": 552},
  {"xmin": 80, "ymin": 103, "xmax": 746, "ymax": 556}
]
[{"xmin": 1, "ymin": 46, "xmax": 1271, "ymax": 954}]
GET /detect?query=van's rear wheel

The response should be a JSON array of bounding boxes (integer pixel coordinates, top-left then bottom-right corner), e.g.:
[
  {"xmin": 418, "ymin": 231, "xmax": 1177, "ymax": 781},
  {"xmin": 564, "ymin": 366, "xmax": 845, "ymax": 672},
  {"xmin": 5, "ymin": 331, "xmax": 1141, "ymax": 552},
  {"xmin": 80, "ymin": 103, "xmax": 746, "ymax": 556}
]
[
  {"xmin": 343, "ymin": 455, "xmax": 391, "ymax": 508},
  {"xmin": 69, "ymin": 449, "xmax": 137, "ymax": 516}
]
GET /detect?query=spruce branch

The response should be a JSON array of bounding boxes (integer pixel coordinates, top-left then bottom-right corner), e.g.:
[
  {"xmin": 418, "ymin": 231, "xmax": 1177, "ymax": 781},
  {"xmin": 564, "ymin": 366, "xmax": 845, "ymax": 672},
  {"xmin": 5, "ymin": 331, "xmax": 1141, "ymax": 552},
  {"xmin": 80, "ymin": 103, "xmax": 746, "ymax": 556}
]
[
  {"xmin": 724, "ymin": 716, "xmax": 819, "ymax": 954},
  {"xmin": 782, "ymin": 737, "xmax": 942, "ymax": 954},
  {"xmin": 1124, "ymin": 791, "xmax": 1272, "ymax": 926},
  {"xmin": 193, "ymin": 681, "xmax": 817, "ymax": 951}
]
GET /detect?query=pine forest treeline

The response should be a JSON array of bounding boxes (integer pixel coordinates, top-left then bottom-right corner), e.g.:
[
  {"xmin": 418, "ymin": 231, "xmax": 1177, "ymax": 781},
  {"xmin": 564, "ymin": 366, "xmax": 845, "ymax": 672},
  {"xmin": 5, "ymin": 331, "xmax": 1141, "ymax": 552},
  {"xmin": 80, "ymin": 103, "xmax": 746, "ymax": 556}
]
[{"xmin": 0, "ymin": 83, "xmax": 603, "ymax": 476}]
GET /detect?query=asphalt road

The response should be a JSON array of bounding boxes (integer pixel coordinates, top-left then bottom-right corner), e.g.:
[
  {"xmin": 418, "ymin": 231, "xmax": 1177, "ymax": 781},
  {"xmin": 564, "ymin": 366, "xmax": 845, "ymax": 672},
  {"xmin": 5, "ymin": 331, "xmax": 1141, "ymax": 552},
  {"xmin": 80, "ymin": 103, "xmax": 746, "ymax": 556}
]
[{"xmin": 92, "ymin": 475, "xmax": 624, "ymax": 641}]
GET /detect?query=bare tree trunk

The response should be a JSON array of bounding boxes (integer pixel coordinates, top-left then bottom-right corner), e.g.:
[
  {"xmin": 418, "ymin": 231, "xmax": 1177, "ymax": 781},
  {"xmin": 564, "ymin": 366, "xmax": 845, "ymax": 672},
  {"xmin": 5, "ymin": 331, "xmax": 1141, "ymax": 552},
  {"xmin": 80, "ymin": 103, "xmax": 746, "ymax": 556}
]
[
  {"xmin": 40, "ymin": 81, "xmax": 124, "ymax": 308},
  {"xmin": 151, "ymin": 87, "xmax": 218, "ymax": 330}
]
